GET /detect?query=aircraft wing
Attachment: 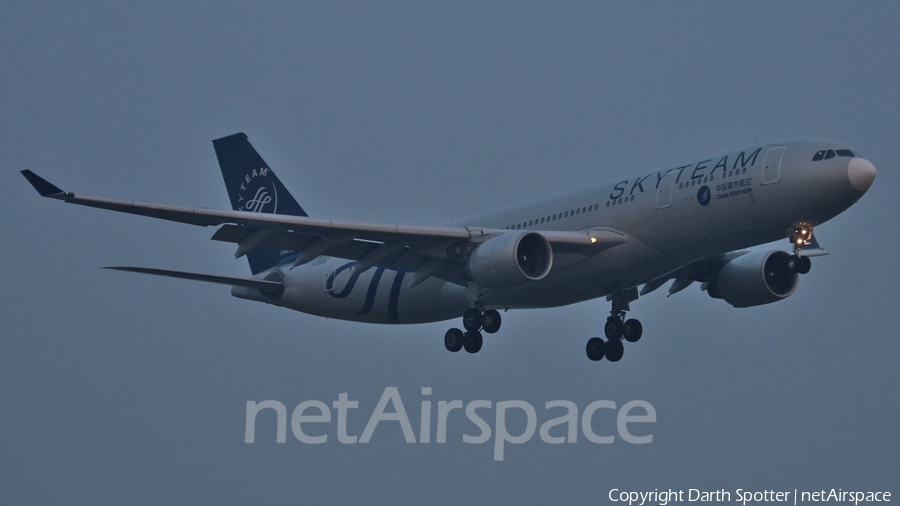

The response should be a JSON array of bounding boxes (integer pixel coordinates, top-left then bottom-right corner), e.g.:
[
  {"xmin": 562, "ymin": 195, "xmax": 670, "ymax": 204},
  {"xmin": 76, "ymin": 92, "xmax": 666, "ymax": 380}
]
[
  {"xmin": 21, "ymin": 171, "xmax": 627, "ymax": 283},
  {"xmin": 639, "ymin": 236, "xmax": 829, "ymax": 298}
]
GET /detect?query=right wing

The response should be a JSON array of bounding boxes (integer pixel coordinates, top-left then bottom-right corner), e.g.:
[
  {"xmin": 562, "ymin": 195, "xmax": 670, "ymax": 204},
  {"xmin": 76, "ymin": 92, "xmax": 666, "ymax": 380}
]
[{"xmin": 639, "ymin": 235, "xmax": 829, "ymax": 298}]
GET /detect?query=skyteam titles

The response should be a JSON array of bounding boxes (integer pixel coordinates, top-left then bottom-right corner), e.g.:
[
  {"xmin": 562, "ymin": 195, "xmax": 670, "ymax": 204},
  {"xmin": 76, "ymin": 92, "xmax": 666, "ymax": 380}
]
[
  {"xmin": 244, "ymin": 387, "xmax": 656, "ymax": 461},
  {"xmin": 608, "ymin": 147, "xmax": 762, "ymax": 200}
]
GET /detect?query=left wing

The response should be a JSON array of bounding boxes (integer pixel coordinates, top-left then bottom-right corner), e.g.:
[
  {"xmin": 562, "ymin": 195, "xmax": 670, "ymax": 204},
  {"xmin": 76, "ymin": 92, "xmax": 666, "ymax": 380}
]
[{"xmin": 22, "ymin": 170, "xmax": 626, "ymax": 285}]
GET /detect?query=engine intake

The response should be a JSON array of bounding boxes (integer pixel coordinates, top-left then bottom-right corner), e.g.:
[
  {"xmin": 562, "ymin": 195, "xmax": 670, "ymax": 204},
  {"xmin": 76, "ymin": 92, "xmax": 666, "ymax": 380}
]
[
  {"xmin": 707, "ymin": 249, "xmax": 799, "ymax": 308},
  {"xmin": 467, "ymin": 231, "xmax": 553, "ymax": 290}
]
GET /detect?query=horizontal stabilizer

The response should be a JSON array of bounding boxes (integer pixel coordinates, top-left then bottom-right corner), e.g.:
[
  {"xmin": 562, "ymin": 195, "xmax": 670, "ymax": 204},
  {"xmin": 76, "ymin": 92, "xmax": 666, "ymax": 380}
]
[{"xmin": 104, "ymin": 266, "xmax": 283, "ymax": 291}]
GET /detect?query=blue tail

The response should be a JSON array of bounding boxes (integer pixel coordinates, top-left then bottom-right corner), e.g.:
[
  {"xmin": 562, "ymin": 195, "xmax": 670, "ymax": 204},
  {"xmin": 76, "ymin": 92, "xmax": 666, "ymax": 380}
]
[{"xmin": 213, "ymin": 132, "xmax": 308, "ymax": 274}]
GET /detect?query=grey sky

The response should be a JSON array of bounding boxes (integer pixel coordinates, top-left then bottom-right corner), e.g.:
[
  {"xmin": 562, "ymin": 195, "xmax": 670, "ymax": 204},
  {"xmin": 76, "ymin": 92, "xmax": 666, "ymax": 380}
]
[{"xmin": 2, "ymin": 2, "xmax": 897, "ymax": 504}]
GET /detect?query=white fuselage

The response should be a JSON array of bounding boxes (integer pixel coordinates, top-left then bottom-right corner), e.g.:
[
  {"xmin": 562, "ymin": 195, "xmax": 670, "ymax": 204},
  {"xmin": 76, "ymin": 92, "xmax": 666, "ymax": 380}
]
[{"xmin": 253, "ymin": 139, "xmax": 870, "ymax": 324}]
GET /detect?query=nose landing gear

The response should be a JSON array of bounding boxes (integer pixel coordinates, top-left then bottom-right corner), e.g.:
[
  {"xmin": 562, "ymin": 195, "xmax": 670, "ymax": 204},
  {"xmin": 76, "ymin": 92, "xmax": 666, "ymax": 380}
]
[
  {"xmin": 445, "ymin": 306, "xmax": 502, "ymax": 354},
  {"xmin": 788, "ymin": 226, "xmax": 813, "ymax": 274},
  {"xmin": 586, "ymin": 288, "xmax": 642, "ymax": 362}
]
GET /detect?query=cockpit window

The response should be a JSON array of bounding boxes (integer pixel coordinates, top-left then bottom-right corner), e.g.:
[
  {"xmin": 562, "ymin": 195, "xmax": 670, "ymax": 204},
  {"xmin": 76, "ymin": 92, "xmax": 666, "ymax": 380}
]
[{"xmin": 813, "ymin": 148, "xmax": 858, "ymax": 161}]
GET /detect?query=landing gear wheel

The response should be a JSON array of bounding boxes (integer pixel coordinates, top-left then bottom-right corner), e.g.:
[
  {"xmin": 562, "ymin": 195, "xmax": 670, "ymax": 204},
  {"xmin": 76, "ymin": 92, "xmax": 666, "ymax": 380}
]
[
  {"xmin": 463, "ymin": 308, "xmax": 482, "ymax": 332},
  {"xmin": 604, "ymin": 318, "xmax": 623, "ymax": 339},
  {"xmin": 482, "ymin": 309, "xmax": 502, "ymax": 334},
  {"xmin": 463, "ymin": 330, "xmax": 483, "ymax": 354},
  {"xmin": 605, "ymin": 339, "xmax": 625, "ymax": 362},
  {"xmin": 444, "ymin": 328, "xmax": 464, "ymax": 352},
  {"xmin": 798, "ymin": 256, "xmax": 811, "ymax": 274},
  {"xmin": 623, "ymin": 319, "xmax": 643, "ymax": 343},
  {"xmin": 586, "ymin": 337, "xmax": 606, "ymax": 361}
]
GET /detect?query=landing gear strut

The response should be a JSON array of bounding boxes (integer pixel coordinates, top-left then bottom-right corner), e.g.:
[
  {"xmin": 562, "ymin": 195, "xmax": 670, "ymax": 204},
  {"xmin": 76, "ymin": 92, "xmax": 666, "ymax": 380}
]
[
  {"xmin": 788, "ymin": 225, "xmax": 813, "ymax": 275},
  {"xmin": 586, "ymin": 288, "xmax": 642, "ymax": 362},
  {"xmin": 445, "ymin": 305, "xmax": 502, "ymax": 354}
]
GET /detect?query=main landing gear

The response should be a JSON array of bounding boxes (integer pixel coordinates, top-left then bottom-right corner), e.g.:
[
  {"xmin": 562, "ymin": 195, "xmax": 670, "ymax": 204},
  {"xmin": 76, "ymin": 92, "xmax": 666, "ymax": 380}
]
[
  {"xmin": 586, "ymin": 289, "xmax": 642, "ymax": 363},
  {"xmin": 444, "ymin": 306, "xmax": 502, "ymax": 354},
  {"xmin": 787, "ymin": 225, "xmax": 813, "ymax": 275}
]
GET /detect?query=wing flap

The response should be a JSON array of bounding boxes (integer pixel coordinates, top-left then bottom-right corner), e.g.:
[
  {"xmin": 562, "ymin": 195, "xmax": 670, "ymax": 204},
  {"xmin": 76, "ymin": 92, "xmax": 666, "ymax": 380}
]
[{"xmin": 211, "ymin": 225, "xmax": 321, "ymax": 252}]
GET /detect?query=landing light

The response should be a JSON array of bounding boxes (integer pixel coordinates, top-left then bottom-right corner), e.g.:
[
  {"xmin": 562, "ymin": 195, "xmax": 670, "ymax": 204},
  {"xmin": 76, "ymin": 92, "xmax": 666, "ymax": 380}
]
[{"xmin": 590, "ymin": 237, "xmax": 597, "ymax": 244}]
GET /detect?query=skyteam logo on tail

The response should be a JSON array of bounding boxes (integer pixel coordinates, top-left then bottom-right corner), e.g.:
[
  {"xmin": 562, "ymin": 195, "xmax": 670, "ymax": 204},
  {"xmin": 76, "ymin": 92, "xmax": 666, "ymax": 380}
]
[
  {"xmin": 237, "ymin": 167, "xmax": 278, "ymax": 214},
  {"xmin": 244, "ymin": 185, "xmax": 275, "ymax": 213}
]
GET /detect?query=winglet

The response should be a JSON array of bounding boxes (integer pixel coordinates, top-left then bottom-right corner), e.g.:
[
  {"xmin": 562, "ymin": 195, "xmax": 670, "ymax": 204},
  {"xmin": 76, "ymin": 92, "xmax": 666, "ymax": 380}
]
[{"xmin": 20, "ymin": 170, "xmax": 66, "ymax": 197}]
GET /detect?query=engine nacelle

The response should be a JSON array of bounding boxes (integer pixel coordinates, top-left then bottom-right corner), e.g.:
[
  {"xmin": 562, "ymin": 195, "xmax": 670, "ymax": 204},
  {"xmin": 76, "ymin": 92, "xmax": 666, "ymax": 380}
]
[
  {"xmin": 466, "ymin": 231, "xmax": 553, "ymax": 290},
  {"xmin": 707, "ymin": 249, "xmax": 800, "ymax": 308}
]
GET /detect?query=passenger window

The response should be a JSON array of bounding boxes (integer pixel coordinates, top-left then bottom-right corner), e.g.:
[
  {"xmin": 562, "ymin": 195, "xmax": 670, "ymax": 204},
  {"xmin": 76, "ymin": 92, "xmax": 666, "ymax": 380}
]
[{"xmin": 824, "ymin": 149, "xmax": 836, "ymax": 160}]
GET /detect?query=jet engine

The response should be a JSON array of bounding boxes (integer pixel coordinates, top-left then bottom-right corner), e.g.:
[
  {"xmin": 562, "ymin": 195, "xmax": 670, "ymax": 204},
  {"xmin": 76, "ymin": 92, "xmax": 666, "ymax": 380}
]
[
  {"xmin": 466, "ymin": 231, "xmax": 553, "ymax": 290},
  {"xmin": 707, "ymin": 249, "xmax": 800, "ymax": 308}
]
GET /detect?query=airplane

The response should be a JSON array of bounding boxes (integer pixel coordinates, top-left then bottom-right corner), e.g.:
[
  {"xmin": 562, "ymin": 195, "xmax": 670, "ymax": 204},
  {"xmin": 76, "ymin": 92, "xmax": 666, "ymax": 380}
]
[{"xmin": 21, "ymin": 133, "xmax": 876, "ymax": 362}]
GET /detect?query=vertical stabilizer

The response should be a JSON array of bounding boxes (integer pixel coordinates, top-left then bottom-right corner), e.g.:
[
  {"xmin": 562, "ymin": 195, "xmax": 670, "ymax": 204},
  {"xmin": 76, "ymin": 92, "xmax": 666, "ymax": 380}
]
[{"xmin": 212, "ymin": 132, "xmax": 308, "ymax": 274}]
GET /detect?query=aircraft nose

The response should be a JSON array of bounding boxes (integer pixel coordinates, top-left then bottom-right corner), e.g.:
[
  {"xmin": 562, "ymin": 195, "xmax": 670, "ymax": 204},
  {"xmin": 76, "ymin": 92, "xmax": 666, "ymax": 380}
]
[{"xmin": 848, "ymin": 157, "xmax": 876, "ymax": 193}]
